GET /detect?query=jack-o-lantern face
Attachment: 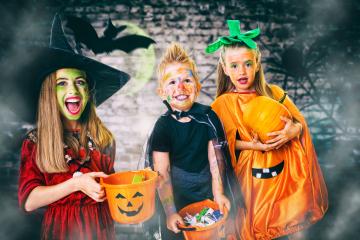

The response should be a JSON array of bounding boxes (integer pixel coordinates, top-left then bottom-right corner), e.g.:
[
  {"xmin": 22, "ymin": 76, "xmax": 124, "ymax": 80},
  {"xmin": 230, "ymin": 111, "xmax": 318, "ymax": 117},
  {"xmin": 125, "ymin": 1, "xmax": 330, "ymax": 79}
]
[
  {"xmin": 252, "ymin": 160, "xmax": 284, "ymax": 179},
  {"xmin": 116, "ymin": 191, "xmax": 144, "ymax": 217}
]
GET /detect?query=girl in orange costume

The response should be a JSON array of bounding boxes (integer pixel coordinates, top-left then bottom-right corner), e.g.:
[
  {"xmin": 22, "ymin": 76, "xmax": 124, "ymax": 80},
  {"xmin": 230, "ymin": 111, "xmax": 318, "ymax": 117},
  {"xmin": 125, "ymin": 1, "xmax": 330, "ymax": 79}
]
[{"xmin": 206, "ymin": 20, "xmax": 328, "ymax": 239}]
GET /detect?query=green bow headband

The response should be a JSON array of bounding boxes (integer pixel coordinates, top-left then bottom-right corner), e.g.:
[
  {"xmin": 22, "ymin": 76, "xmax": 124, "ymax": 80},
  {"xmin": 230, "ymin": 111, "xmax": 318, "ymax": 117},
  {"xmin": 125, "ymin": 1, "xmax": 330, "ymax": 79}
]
[{"xmin": 205, "ymin": 20, "xmax": 260, "ymax": 54}]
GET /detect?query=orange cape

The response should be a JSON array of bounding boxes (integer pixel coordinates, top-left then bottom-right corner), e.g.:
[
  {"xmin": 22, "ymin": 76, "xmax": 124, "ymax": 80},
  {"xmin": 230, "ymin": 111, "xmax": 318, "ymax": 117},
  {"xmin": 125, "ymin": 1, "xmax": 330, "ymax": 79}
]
[{"xmin": 211, "ymin": 85, "xmax": 328, "ymax": 240}]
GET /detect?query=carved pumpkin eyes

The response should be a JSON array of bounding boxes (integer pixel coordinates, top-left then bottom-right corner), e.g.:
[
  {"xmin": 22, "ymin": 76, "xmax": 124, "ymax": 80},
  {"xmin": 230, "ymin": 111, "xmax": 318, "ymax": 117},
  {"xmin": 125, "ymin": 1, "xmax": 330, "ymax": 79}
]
[
  {"xmin": 116, "ymin": 193, "xmax": 126, "ymax": 199},
  {"xmin": 116, "ymin": 192, "xmax": 143, "ymax": 199},
  {"xmin": 133, "ymin": 192, "xmax": 143, "ymax": 198}
]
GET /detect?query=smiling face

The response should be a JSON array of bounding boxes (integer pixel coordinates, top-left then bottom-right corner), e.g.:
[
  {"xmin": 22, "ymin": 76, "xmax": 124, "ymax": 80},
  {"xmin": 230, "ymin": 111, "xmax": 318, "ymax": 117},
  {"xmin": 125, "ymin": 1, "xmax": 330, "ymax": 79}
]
[
  {"xmin": 222, "ymin": 47, "xmax": 259, "ymax": 92},
  {"xmin": 55, "ymin": 68, "xmax": 89, "ymax": 121},
  {"xmin": 158, "ymin": 63, "xmax": 198, "ymax": 112}
]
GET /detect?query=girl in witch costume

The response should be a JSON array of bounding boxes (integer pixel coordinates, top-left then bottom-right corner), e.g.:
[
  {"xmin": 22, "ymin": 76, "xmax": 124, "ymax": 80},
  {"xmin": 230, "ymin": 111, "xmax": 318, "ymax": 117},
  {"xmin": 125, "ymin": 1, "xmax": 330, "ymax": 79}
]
[
  {"xmin": 145, "ymin": 43, "xmax": 238, "ymax": 240},
  {"xmin": 17, "ymin": 15, "xmax": 129, "ymax": 240},
  {"xmin": 206, "ymin": 20, "xmax": 328, "ymax": 240}
]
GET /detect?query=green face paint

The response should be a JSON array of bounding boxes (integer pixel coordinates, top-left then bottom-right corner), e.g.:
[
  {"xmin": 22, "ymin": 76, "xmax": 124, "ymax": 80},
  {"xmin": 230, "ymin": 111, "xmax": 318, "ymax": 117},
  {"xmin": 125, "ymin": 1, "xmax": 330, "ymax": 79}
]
[
  {"xmin": 167, "ymin": 95, "xmax": 172, "ymax": 103},
  {"xmin": 55, "ymin": 68, "xmax": 89, "ymax": 121}
]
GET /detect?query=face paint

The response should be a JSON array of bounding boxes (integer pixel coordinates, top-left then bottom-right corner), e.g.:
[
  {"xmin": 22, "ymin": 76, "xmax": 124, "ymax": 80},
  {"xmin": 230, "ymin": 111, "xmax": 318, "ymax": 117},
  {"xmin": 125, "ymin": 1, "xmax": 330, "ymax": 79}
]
[
  {"xmin": 55, "ymin": 68, "xmax": 89, "ymax": 121},
  {"xmin": 222, "ymin": 47, "xmax": 259, "ymax": 92},
  {"xmin": 160, "ymin": 63, "xmax": 198, "ymax": 112}
]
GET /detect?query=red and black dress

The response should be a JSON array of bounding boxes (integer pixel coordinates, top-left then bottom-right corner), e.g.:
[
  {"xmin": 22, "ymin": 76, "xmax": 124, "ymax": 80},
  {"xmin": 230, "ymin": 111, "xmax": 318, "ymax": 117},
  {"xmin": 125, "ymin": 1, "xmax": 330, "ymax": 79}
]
[{"xmin": 18, "ymin": 130, "xmax": 116, "ymax": 240}]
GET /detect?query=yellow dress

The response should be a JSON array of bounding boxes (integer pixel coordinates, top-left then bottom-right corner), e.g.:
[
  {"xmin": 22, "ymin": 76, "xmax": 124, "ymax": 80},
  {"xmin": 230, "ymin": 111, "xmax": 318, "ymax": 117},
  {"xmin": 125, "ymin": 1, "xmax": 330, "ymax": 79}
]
[{"xmin": 211, "ymin": 85, "xmax": 328, "ymax": 240}]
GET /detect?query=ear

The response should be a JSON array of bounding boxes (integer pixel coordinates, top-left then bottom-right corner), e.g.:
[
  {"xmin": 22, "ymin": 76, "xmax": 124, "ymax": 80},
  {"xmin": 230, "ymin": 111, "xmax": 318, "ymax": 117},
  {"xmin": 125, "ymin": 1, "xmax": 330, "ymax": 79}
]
[
  {"xmin": 221, "ymin": 62, "xmax": 229, "ymax": 76},
  {"xmin": 255, "ymin": 61, "xmax": 260, "ymax": 73},
  {"xmin": 157, "ymin": 87, "xmax": 168, "ymax": 101}
]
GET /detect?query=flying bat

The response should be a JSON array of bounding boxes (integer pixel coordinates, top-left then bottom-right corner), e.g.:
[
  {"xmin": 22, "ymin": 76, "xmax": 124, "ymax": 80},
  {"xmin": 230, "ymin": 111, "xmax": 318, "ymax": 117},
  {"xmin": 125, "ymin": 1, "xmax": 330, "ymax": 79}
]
[{"xmin": 66, "ymin": 15, "xmax": 156, "ymax": 54}]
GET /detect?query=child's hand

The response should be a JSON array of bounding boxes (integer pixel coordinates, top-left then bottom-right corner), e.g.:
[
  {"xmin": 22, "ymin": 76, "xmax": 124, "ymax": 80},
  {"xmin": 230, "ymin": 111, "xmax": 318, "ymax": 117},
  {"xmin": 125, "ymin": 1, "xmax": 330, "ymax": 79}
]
[
  {"xmin": 265, "ymin": 116, "xmax": 302, "ymax": 149},
  {"xmin": 75, "ymin": 172, "xmax": 108, "ymax": 202},
  {"xmin": 251, "ymin": 132, "xmax": 277, "ymax": 152},
  {"xmin": 167, "ymin": 213, "xmax": 184, "ymax": 233},
  {"xmin": 214, "ymin": 193, "xmax": 231, "ymax": 214}
]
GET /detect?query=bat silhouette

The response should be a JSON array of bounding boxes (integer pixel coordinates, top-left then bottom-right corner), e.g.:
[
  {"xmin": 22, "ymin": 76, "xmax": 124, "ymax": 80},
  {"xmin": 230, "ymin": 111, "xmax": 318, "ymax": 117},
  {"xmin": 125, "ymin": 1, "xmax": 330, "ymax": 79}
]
[{"xmin": 66, "ymin": 15, "xmax": 156, "ymax": 54}]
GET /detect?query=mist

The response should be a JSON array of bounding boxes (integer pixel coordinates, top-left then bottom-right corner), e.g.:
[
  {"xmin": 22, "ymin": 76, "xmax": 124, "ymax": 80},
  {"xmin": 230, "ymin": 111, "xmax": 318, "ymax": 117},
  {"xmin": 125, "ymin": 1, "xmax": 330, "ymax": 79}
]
[{"xmin": 0, "ymin": 0, "xmax": 359, "ymax": 239}]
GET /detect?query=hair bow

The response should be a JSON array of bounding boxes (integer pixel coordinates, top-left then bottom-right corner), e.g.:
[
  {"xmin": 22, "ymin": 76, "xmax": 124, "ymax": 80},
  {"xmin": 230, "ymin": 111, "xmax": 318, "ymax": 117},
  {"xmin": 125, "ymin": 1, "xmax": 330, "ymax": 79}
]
[{"xmin": 205, "ymin": 20, "xmax": 260, "ymax": 54}]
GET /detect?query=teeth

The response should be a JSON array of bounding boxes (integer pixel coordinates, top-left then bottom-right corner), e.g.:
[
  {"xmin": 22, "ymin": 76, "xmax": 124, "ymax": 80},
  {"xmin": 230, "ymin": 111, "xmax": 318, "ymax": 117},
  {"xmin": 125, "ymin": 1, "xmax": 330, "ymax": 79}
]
[
  {"xmin": 66, "ymin": 99, "xmax": 80, "ymax": 103},
  {"xmin": 175, "ymin": 95, "xmax": 188, "ymax": 100}
]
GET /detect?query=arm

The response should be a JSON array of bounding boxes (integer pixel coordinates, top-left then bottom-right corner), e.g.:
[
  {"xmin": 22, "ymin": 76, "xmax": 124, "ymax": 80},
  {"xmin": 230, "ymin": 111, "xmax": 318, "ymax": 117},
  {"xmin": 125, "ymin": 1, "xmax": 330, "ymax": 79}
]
[
  {"xmin": 235, "ymin": 116, "xmax": 302, "ymax": 151},
  {"xmin": 208, "ymin": 141, "xmax": 230, "ymax": 213},
  {"xmin": 24, "ymin": 171, "xmax": 108, "ymax": 212},
  {"xmin": 265, "ymin": 116, "xmax": 302, "ymax": 149},
  {"xmin": 153, "ymin": 151, "xmax": 184, "ymax": 233}
]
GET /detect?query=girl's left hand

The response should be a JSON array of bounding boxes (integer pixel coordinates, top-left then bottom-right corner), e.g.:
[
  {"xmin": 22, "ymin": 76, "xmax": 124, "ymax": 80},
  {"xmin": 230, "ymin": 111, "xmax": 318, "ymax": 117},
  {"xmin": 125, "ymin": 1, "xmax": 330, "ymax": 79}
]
[
  {"xmin": 214, "ymin": 193, "xmax": 231, "ymax": 214},
  {"xmin": 265, "ymin": 116, "xmax": 302, "ymax": 149}
]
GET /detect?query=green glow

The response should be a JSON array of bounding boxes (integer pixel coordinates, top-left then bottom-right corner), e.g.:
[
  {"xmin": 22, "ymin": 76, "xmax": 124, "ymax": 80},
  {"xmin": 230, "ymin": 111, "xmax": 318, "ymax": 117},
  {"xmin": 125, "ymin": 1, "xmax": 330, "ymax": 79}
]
[{"xmin": 113, "ymin": 20, "xmax": 156, "ymax": 95}]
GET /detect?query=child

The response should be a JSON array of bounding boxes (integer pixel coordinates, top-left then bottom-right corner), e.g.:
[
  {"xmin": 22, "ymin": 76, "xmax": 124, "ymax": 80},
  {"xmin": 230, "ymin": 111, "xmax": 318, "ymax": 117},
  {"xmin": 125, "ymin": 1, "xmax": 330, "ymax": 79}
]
[
  {"xmin": 147, "ymin": 43, "xmax": 231, "ymax": 239},
  {"xmin": 17, "ymin": 15, "xmax": 129, "ymax": 240},
  {"xmin": 207, "ymin": 20, "xmax": 328, "ymax": 240}
]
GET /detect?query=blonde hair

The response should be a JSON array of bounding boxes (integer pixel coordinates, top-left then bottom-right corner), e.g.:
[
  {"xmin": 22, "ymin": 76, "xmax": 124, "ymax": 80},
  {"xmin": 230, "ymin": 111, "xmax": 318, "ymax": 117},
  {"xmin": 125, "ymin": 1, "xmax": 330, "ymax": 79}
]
[
  {"xmin": 36, "ymin": 72, "xmax": 114, "ymax": 173},
  {"xmin": 157, "ymin": 42, "xmax": 201, "ymax": 93},
  {"xmin": 216, "ymin": 43, "xmax": 273, "ymax": 99}
]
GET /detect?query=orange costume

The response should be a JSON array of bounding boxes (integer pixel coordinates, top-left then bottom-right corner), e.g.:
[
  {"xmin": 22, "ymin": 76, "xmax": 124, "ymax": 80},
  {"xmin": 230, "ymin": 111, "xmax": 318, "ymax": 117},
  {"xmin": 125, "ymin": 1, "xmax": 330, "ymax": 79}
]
[{"xmin": 211, "ymin": 85, "xmax": 328, "ymax": 239}]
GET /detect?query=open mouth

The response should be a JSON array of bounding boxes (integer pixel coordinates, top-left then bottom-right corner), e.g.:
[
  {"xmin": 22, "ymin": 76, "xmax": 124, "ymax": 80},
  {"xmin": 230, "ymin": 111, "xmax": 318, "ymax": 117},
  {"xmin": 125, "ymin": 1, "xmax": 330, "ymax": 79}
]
[
  {"xmin": 237, "ymin": 77, "xmax": 248, "ymax": 85},
  {"xmin": 118, "ymin": 203, "xmax": 144, "ymax": 217},
  {"xmin": 252, "ymin": 160, "xmax": 284, "ymax": 179},
  {"xmin": 174, "ymin": 94, "xmax": 189, "ymax": 101},
  {"xmin": 65, "ymin": 96, "xmax": 81, "ymax": 115}
]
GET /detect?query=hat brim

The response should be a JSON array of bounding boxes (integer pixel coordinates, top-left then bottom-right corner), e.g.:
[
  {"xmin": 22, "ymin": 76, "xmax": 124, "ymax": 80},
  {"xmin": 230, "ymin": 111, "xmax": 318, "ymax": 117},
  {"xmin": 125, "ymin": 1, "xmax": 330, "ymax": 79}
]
[{"xmin": 3, "ymin": 47, "xmax": 130, "ymax": 123}]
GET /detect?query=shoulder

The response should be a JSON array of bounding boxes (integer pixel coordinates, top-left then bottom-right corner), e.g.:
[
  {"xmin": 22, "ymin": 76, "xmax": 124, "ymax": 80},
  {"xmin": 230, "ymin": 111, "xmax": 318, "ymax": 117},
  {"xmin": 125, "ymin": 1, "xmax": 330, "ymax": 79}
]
[
  {"xmin": 211, "ymin": 93, "xmax": 234, "ymax": 107},
  {"xmin": 24, "ymin": 129, "xmax": 38, "ymax": 144},
  {"xmin": 269, "ymin": 84, "xmax": 285, "ymax": 98},
  {"xmin": 191, "ymin": 102, "xmax": 211, "ymax": 114},
  {"xmin": 152, "ymin": 115, "xmax": 171, "ymax": 135}
]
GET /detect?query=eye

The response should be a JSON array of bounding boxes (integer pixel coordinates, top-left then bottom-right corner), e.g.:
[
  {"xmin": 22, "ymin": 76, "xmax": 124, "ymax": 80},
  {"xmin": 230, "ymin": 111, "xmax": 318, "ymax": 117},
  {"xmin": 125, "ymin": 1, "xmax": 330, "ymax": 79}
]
[
  {"xmin": 168, "ymin": 80, "xmax": 176, "ymax": 85},
  {"xmin": 76, "ymin": 79, "xmax": 87, "ymax": 86},
  {"xmin": 56, "ymin": 81, "xmax": 67, "ymax": 86},
  {"xmin": 132, "ymin": 192, "xmax": 144, "ymax": 198},
  {"xmin": 184, "ymin": 78, "xmax": 192, "ymax": 83},
  {"xmin": 116, "ymin": 193, "xmax": 126, "ymax": 199},
  {"xmin": 245, "ymin": 62, "xmax": 253, "ymax": 67},
  {"xmin": 230, "ymin": 63, "xmax": 238, "ymax": 69}
]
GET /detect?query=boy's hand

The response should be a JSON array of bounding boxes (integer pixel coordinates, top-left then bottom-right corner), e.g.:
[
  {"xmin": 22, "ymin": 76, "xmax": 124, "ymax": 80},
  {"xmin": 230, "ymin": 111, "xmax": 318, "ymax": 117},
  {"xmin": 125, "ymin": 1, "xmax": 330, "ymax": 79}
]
[
  {"xmin": 167, "ymin": 213, "xmax": 184, "ymax": 233},
  {"xmin": 214, "ymin": 193, "xmax": 231, "ymax": 214}
]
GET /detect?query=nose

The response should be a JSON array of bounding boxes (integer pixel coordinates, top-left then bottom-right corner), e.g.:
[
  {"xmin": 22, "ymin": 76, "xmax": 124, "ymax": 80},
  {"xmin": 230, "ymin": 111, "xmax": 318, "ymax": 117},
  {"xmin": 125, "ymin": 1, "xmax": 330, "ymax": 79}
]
[
  {"xmin": 68, "ymin": 81, "xmax": 79, "ymax": 94},
  {"xmin": 177, "ymin": 81, "xmax": 185, "ymax": 90},
  {"xmin": 238, "ymin": 65, "xmax": 246, "ymax": 75}
]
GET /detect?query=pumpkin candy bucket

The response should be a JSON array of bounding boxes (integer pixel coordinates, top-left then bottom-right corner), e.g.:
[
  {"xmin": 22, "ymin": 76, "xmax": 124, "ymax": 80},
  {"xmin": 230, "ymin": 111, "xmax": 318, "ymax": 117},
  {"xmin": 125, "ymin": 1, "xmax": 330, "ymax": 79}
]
[
  {"xmin": 242, "ymin": 94, "xmax": 292, "ymax": 143},
  {"xmin": 101, "ymin": 169, "xmax": 158, "ymax": 224},
  {"xmin": 178, "ymin": 199, "xmax": 228, "ymax": 240}
]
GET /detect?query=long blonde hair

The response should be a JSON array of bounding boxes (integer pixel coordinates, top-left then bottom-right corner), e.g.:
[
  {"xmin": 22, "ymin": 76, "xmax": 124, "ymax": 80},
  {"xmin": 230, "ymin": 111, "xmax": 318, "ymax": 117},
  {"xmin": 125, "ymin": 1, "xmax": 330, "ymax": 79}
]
[
  {"xmin": 36, "ymin": 72, "xmax": 114, "ymax": 173},
  {"xmin": 216, "ymin": 43, "xmax": 273, "ymax": 98},
  {"xmin": 157, "ymin": 42, "xmax": 201, "ymax": 93}
]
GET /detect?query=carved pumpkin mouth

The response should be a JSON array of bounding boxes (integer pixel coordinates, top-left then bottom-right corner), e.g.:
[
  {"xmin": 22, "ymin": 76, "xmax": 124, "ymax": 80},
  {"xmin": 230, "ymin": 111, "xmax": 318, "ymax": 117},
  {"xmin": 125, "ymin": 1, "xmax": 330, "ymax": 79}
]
[
  {"xmin": 118, "ymin": 203, "xmax": 144, "ymax": 217},
  {"xmin": 252, "ymin": 160, "xmax": 284, "ymax": 179}
]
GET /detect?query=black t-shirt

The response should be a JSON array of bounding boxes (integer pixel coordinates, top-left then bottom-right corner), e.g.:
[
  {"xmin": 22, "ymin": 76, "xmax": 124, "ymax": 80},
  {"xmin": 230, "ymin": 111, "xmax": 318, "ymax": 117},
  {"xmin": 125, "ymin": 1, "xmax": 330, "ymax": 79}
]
[{"xmin": 151, "ymin": 110, "xmax": 218, "ymax": 173}]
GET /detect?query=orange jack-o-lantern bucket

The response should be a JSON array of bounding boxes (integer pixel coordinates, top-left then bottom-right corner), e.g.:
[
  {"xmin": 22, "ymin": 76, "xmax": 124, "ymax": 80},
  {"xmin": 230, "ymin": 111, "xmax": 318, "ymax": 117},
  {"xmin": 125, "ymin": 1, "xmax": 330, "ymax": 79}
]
[
  {"xmin": 242, "ymin": 94, "xmax": 292, "ymax": 143},
  {"xmin": 101, "ymin": 169, "xmax": 158, "ymax": 224},
  {"xmin": 178, "ymin": 199, "xmax": 228, "ymax": 240}
]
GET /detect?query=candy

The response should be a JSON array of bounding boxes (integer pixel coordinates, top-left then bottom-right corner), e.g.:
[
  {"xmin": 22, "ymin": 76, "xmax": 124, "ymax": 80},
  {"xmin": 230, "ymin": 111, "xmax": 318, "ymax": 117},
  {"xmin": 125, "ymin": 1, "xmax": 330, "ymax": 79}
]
[{"xmin": 182, "ymin": 207, "xmax": 223, "ymax": 227}]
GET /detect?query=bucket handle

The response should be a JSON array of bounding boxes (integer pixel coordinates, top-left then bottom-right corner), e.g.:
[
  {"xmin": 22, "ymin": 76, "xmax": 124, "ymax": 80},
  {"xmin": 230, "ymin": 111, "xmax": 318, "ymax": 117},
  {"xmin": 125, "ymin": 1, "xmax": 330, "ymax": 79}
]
[{"xmin": 177, "ymin": 225, "xmax": 197, "ymax": 231}]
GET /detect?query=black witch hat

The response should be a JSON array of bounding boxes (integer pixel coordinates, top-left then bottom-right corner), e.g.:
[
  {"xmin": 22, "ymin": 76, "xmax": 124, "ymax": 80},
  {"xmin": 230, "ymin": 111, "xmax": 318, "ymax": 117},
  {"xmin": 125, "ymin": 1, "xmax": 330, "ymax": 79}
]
[{"xmin": 4, "ymin": 14, "xmax": 130, "ymax": 123}]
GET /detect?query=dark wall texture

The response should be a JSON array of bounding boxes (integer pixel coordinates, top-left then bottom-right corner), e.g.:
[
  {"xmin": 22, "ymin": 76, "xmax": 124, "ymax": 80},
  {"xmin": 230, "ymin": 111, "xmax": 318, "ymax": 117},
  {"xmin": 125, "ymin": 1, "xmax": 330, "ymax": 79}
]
[{"xmin": 0, "ymin": 0, "xmax": 359, "ymax": 239}]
